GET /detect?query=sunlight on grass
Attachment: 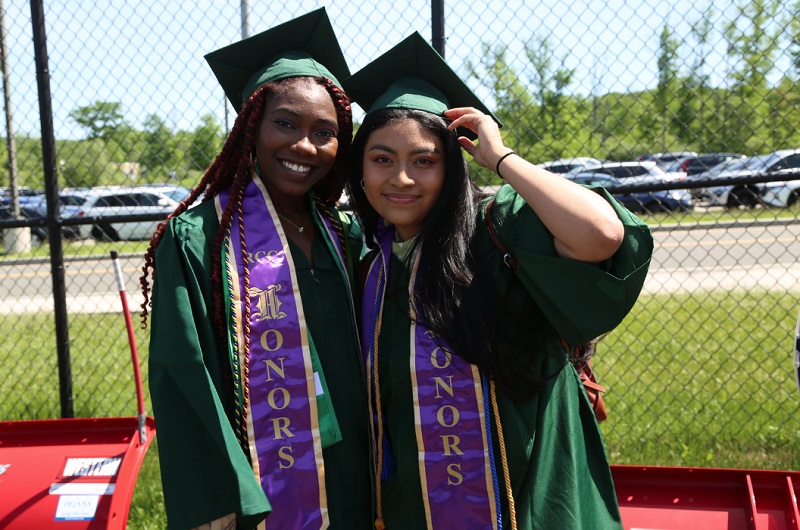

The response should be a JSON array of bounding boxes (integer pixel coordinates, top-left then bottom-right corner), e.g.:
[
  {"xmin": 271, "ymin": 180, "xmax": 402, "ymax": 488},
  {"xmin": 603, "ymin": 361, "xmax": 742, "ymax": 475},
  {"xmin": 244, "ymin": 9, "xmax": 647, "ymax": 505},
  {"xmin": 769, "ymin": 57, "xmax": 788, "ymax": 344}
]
[{"xmin": 2, "ymin": 288, "xmax": 798, "ymax": 526}]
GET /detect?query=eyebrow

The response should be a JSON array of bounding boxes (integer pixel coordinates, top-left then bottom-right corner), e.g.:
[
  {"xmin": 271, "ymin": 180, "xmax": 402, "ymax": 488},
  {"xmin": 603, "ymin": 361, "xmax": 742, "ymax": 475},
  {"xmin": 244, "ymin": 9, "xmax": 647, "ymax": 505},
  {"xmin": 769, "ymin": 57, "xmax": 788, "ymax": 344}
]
[{"xmin": 368, "ymin": 144, "xmax": 440, "ymax": 155}]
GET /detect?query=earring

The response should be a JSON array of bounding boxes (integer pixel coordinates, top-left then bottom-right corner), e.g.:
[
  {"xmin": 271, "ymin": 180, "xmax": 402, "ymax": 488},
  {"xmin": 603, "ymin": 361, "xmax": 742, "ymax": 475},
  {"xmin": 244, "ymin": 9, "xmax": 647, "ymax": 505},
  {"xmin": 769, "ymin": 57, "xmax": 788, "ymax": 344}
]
[{"xmin": 360, "ymin": 179, "xmax": 365, "ymax": 190}]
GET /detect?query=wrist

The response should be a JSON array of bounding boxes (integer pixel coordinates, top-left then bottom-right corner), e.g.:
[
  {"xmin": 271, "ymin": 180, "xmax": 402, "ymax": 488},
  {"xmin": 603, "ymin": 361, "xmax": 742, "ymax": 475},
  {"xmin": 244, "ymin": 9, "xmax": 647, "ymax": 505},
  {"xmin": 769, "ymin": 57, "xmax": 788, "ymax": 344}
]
[{"xmin": 495, "ymin": 150, "xmax": 517, "ymax": 180}]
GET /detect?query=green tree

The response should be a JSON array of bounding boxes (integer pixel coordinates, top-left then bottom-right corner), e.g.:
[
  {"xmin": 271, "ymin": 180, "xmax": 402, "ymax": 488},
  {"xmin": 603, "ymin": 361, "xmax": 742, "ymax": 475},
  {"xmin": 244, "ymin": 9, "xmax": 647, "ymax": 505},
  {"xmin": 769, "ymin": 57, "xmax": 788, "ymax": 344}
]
[
  {"xmin": 140, "ymin": 114, "xmax": 176, "ymax": 175},
  {"xmin": 723, "ymin": 0, "xmax": 781, "ymax": 153},
  {"xmin": 525, "ymin": 34, "xmax": 575, "ymax": 136},
  {"xmin": 675, "ymin": 9, "xmax": 715, "ymax": 150},
  {"xmin": 466, "ymin": 44, "xmax": 535, "ymax": 183},
  {"xmin": 56, "ymin": 139, "xmax": 116, "ymax": 187},
  {"xmin": 467, "ymin": 43, "xmax": 534, "ymax": 136},
  {"xmin": 790, "ymin": 0, "xmax": 800, "ymax": 79},
  {"xmin": 188, "ymin": 114, "xmax": 223, "ymax": 171},
  {"xmin": 0, "ymin": 135, "xmax": 45, "ymax": 189},
  {"xmin": 68, "ymin": 101, "xmax": 127, "ymax": 142},
  {"xmin": 645, "ymin": 24, "xmax": 680, "ymax": 152}
]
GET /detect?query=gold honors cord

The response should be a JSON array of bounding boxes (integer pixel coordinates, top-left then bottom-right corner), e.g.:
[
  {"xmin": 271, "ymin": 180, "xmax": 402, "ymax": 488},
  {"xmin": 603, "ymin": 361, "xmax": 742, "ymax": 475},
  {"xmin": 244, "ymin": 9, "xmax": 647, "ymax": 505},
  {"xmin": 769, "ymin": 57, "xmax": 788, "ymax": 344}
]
[
  {"xmin": 238, "ymin": 199, "xmax": 253, "ymax": 451},
  {"xmin": 490, "ymin": 378, "xmax": 517, "ymax": 530},
  {"xmin": 315, "ymin": 197, "xmax": 348, "ymax": 269},
  {"xmin": 226, "ymin": 221, "xmax": 248, "ymax": 454}
]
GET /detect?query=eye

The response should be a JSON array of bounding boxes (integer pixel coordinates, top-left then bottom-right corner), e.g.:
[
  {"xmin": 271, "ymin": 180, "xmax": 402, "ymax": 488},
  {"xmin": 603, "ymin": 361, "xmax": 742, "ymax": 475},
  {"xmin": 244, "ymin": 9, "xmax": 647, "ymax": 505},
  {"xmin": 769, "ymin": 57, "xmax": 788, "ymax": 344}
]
[
  {"xmin": 316, "ymin": 129, "xmax": 337, "ymax": 139},
  {"xmin": 415, "ymin": 156, "xmax": 439, "ymax": 167},
  {"xmin": 274, "ymin": 119, "xmax": 293, "ymax": 129}
]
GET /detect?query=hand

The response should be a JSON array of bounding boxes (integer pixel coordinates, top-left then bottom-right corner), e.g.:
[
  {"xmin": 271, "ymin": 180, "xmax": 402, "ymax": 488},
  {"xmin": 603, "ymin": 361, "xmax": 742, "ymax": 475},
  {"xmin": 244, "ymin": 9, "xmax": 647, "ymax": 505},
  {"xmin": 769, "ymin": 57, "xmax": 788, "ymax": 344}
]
[{"xmin": 444, "ymin": 107, "xmax": 508, "ymax": 171}]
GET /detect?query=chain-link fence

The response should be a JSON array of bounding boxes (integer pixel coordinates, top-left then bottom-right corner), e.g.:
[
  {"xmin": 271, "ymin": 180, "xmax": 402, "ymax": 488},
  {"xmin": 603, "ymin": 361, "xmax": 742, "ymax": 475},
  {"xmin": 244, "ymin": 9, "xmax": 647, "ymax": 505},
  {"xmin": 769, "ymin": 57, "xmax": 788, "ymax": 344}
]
[{"xmin": 1, "ymin": 0, "xmax": 799, "ymax": 487}]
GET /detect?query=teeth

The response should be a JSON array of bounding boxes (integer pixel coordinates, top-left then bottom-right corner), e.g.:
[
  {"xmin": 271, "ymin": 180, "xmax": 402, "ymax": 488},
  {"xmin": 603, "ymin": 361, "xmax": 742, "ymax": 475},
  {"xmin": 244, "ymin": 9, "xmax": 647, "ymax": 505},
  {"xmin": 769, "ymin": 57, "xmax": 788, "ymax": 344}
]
[{"xmin": 283, "ymin": 161, "xmax": 311, "ymax": 173}]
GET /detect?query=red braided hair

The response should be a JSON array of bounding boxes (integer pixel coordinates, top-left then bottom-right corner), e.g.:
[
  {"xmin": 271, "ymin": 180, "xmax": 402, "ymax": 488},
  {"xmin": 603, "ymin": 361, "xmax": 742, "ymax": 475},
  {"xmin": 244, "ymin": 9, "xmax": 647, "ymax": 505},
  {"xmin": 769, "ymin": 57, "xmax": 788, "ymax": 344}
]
[{"xmin": 139, "ymin": 75, "xmax": 353, "ymax": 346}]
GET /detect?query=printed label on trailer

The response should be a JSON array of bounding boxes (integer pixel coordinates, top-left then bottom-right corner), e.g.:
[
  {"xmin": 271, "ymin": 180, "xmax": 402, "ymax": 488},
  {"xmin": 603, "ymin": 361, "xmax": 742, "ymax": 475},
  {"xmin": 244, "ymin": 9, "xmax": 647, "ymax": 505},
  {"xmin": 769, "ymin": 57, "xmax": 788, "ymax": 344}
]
[
  {"xmin": 54, "ymin": 495, "xmax": 100, "ymax": 521},
  {"xmin": 50, "ymin": 483, "xmax": 116, "ymax": 495},
  {"xmin": 0, "ymin": 464, "xmax": 9, "ymax": 475},
  {"xmin": 60, "ymin": 457, "xmax": 122, "ymax": 478}
]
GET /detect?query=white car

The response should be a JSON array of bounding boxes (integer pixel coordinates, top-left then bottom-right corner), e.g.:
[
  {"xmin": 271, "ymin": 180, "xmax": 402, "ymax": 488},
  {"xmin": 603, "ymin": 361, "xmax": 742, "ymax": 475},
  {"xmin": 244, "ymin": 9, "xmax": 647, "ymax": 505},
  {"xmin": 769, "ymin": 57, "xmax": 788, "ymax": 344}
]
[
  {"xmin": 59, "ymin": 185, "xmax": 189, "ymax": 241},
  {"xmin": 755, "ymin": 149, "xmax": 800, "ymax": 207},
  {"xmin": 538, "ymin": 157, "xmax": 604, "ymax": 174},
  {"xmin": 794, "ymin": 310, "xmax": 800, "ymax": 397},
  {"xmin": 691, "ymin": 149, "xmax": 800, "ymax": 208},
  {"xmin": 565, "ymin": 160, "xmax": 685, "ymax": 184}
]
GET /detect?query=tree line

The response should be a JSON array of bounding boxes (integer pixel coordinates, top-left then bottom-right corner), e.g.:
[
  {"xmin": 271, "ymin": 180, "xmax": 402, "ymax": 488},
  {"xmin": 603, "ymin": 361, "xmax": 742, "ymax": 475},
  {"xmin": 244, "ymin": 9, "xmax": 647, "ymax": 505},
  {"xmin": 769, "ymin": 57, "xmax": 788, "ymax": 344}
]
[
  {"xmin": 2, "ymin": 0, "xmax": 798, "ymax": 190},
  {"xmin": 0, "ymin": 101, "xmax": 224, "ymax": 192}
]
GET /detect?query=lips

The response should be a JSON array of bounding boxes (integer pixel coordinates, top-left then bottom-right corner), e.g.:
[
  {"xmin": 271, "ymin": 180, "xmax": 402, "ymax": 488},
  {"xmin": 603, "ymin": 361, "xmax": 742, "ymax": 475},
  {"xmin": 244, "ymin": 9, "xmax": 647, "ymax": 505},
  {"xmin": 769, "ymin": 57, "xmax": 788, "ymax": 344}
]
[{"xmin": 384, "ymin": 193, "xmax": 420, "ymax": 204}]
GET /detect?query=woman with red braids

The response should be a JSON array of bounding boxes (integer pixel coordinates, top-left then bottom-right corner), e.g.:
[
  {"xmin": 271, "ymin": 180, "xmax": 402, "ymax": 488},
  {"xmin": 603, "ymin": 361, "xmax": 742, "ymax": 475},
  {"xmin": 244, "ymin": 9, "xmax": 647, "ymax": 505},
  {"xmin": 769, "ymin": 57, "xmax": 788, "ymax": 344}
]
[{"xmin": 140, "ymin": 10, "xmax": 371, "ymax": 530}]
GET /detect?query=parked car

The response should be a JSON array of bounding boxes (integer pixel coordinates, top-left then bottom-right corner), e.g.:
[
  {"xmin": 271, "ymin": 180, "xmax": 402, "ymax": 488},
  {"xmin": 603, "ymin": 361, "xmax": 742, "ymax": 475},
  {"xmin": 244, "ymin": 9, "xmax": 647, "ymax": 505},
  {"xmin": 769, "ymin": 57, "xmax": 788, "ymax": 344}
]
[
  {"xmin": 0, "ymin": 195, "xmax": 82, "ymax": 241},
  {"xmin": 666, "ymin": 153, "xmax": 747, "ymax": 176},
  {"xmin": 0, "ymin": 186, "xmax": 44, "ymax": 200},
  {"xmin": 138, "ymin": 184, "xmax": 192, "ymax": 203},
  {"xmin": 59, "ymin": 185, "xmax": 185, "ymax": 241},
  {"xmin": 538, "ymin": 157, "xmax": 604, "ymax": 174},
  {"xmin": 754, "ymin": 149, "xmax": 800, "ymax": 207},
  {"xmin": 565, "ymin": 160, "xmax": 684, "ymax": 184},
  {"xmin": 795, "ymin": 309, "xmax": 800, "ymax": 398},
  {"xmin": 689, "ymin": 155, "xmax": 766, "ymax": 207},
  {"xmin": 566, "ymin": 172, "xmax": 693, "ymax": 213},
  {"xmin": 637, "ymin": 151, "xmax": 698, "ymax": 169},
  {"xmin": 691, "ymin": 149, "xmax": 800, "ymax": 208}
]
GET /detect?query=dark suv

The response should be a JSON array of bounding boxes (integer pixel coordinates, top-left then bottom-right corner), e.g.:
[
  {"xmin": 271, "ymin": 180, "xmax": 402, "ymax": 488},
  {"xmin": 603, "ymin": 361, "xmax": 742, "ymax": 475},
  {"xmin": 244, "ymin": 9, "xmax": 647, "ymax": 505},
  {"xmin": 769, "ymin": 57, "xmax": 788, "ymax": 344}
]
[{"xmin": 674, "ymin": 153, "xmax": 746, "ymax": 176}]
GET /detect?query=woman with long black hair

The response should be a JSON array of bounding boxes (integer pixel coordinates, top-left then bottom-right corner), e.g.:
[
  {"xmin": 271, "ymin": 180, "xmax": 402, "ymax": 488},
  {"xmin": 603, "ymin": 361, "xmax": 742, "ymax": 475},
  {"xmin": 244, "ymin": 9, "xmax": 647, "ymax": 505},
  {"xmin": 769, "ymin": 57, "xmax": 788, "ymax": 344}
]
[{"xmin": 344, "ymin": 33, "xmax": 653, "ymax": 530}]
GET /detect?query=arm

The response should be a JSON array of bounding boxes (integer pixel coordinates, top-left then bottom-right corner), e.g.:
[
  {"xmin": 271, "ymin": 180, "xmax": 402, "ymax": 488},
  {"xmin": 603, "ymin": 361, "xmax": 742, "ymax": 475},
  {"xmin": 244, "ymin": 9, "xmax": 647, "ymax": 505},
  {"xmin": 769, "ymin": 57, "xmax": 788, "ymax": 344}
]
[
  {"xmin": 444, "ymin": 107, "xmax": 623, "ymax": 263},
  {"xmin": 149, "ymin": 215, "xmax": 270, "ymax": 529}
]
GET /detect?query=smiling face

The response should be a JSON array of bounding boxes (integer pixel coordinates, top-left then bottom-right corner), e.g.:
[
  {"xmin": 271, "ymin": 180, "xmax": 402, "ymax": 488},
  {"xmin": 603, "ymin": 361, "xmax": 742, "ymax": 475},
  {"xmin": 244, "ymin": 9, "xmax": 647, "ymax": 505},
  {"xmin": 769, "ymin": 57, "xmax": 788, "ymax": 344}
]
[
  {"xmin": 362, "ymin": 118, "xmax": 446, "ymax": 241},
  {"xmin": 255, "ymin": 77, "xmax": 339, "ymax": 205}
]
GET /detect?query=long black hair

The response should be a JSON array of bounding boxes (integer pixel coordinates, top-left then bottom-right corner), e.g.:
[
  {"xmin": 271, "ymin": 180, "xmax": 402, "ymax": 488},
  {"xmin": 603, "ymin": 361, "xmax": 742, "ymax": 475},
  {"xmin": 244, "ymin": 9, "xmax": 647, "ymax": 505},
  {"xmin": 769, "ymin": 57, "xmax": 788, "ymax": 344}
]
[{"xmin": 346, "ymin": 108, "xmax": 550, "ymax": 400}]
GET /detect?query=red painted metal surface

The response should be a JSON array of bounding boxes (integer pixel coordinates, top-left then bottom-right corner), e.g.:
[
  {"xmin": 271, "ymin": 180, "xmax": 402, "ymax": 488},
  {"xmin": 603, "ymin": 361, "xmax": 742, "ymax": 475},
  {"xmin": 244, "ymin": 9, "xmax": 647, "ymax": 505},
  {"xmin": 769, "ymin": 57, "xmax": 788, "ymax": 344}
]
[
  {"xmin": 0, "ymin": 416, "xmax": 155, "ymax": 529},
  {"xmin": 0, "ymin": 253, "xmax": 156, "ymax": 528},
  {"xmin": 613, "ymin": 465, "xmax": 800, "ymax": 530}
]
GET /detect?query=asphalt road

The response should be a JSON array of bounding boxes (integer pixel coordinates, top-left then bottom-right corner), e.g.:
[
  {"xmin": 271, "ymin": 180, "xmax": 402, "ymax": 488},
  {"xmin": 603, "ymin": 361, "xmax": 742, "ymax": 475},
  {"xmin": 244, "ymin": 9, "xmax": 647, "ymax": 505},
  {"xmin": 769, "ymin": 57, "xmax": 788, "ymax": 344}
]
[{"xmin": 1, "ymin": 220, "xmax": 799, "ymax": 314}]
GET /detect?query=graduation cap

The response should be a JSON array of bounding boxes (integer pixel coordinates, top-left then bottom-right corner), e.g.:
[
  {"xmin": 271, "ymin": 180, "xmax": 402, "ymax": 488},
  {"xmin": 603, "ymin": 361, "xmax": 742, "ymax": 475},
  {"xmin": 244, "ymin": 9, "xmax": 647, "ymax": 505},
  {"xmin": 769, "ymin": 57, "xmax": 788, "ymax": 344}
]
[
  {"xmin": 204, "ymin": 8, "xmax": 350, "ymax": 113},
  {"xmin": 343, "ymin": 32, "xmax": 501, "ymax": 138}
]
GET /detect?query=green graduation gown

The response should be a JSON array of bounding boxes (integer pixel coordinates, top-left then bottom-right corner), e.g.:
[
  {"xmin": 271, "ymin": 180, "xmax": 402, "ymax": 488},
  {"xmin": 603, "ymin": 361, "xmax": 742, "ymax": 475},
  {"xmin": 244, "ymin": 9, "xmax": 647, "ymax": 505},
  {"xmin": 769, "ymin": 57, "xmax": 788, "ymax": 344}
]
[
  {"xmin": 149, "ymin": 199, "xmax": 372, "ymax": 530},
  {"xmin": 373, "ymin": 185, "xmax": 653, "ymax": 529}
]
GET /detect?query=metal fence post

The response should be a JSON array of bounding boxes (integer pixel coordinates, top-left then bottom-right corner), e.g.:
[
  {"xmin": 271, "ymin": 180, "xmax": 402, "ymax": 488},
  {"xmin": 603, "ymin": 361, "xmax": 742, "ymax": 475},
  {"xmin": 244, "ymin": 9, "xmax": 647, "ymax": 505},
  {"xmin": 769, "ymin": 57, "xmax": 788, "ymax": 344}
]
[
  {"xmin": 29, "ymin": 0, "xmax": 72, "ymax": 418},
  {"xmin": 432, "ymin": 0, "xmax": 445, "ymax": 57}
]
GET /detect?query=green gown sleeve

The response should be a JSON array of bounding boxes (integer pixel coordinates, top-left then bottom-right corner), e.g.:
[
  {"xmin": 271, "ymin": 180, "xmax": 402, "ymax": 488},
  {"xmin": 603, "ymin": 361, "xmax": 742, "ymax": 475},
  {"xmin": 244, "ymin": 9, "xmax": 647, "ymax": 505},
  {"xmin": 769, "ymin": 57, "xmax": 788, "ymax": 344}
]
[
  {"xmin": 149, "ymin": 207, "xmax": 270, "ymax": 530},
  {"xmin": 486, "ymin": 183, "xmax": 653, "ymax": 345}
]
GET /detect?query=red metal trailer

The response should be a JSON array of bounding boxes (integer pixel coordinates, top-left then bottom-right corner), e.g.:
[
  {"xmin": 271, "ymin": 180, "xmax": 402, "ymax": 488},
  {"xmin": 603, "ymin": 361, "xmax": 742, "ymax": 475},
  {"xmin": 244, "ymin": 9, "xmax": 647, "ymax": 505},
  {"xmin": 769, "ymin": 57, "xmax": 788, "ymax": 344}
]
[
  {"xmin": 0, "ymin": 416, "xmax": 155, "ymax": 529},
  {"xmin": 0, "ymin": 252, "xmax": 155, "ymax": 529},
  {"xmin": 614, "ymin": 464, "xmax": 800, "ymax": 530}
]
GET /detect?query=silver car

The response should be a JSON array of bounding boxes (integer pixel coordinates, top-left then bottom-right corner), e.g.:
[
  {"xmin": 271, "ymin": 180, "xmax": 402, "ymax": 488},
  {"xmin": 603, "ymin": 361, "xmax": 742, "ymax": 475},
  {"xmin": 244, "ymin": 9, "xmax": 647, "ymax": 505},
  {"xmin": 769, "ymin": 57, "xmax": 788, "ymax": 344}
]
[{"xmin": 60, "ymin": 185, "xmax": 189, "ymax": 241}]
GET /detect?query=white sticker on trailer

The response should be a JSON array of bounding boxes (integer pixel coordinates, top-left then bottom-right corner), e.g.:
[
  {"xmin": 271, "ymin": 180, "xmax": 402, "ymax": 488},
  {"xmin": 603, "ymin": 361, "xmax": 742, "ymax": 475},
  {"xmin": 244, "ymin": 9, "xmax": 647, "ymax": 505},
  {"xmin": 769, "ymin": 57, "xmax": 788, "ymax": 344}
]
[
  {"xmin": 49, "ymin": 482, "xmax": 116, "ymax": 495},
  {"xmin": 62, "ymin": 456, "xmax": 121, "ymax": 477},
  {"xmin": 54, "ymin": 495, "xmax": 100, "ymax": 521}
]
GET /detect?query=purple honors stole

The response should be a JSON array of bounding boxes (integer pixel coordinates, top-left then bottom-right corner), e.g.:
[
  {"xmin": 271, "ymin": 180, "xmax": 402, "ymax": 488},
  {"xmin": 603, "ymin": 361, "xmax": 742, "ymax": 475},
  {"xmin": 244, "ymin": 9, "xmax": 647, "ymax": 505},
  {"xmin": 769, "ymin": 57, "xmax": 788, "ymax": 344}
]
[
  {"xmin": 362, "ymin": 222, "xmax": 498, "ymax": 529},
  {"xmin": 217, "ymin": 177, "xmax": 351, "ymax": 530}
]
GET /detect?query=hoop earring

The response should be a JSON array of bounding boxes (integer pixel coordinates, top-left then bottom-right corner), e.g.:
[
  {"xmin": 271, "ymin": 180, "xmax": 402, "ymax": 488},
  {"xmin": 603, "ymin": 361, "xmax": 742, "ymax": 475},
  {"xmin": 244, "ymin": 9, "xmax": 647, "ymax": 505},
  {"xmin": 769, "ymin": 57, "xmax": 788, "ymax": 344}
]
[{"xmin": 360, "ymin": 179, "xmax": 365, "ymax": 190}]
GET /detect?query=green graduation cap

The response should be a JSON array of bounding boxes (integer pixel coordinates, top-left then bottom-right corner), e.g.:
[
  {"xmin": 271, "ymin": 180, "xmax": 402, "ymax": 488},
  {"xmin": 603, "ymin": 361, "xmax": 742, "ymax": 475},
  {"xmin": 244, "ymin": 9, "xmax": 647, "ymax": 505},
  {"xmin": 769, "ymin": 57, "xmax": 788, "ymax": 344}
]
[
  {"xmin": 344, "ymin": 32, "xmax": 501, "ymax": 136},
  {"xmin": 205, "ymin": 8, "xmax": 350, "ymax": 113}
]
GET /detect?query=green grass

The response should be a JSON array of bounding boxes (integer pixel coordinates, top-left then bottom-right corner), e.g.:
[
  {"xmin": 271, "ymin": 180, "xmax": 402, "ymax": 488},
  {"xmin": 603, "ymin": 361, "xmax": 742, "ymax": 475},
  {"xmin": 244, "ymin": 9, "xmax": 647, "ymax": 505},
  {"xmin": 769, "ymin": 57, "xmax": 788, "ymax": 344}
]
[
  {"xmin": 598, "ymin": 290, "xmax": 800, "ymax": 470},
  {"xmin": 1, "ymin": 292, "xmax": 798, "ymax": 528},
  {"xmin": 0, "ymin": 313, "xmax": 166, "ymax": 529},
  {"xmin": 635, "ymin": 202, "xmax": 800, "ymax": 225},
  {"xmin": 0, "ymin": 238, "xmax": 150, "ymax": 260}
]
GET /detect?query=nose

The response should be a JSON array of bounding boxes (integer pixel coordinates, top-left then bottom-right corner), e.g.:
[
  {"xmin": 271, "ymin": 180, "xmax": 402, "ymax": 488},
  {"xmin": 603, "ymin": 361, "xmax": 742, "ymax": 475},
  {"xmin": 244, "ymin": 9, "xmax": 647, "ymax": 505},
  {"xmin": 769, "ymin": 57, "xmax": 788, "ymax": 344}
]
[
  {"xmin": 391, "ymin": 165, "xmax": 414, "ymax": 187},
  {"xmin": 290, "ymin": 134, "xmax": 316, "ymax": 156}
]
